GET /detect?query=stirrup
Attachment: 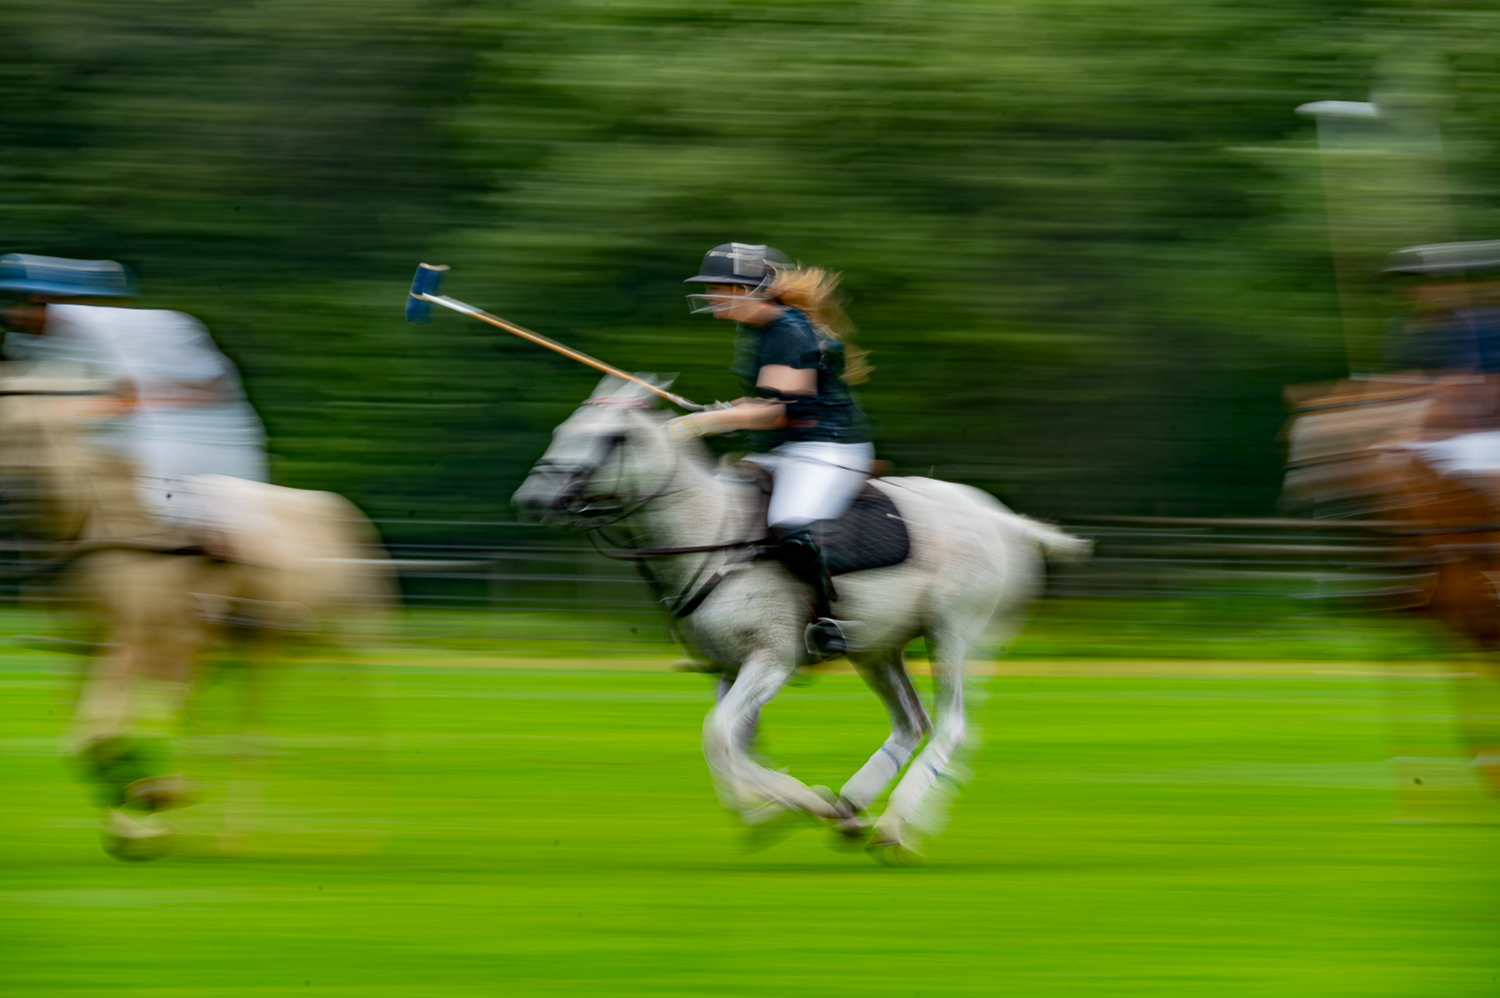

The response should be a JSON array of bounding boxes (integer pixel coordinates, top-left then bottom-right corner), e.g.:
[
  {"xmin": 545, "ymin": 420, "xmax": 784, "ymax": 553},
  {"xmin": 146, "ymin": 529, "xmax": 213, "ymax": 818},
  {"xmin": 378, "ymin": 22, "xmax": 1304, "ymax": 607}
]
[{"xmin": 805, "ymin": 617, "xmax": 850, "ymax": 661}]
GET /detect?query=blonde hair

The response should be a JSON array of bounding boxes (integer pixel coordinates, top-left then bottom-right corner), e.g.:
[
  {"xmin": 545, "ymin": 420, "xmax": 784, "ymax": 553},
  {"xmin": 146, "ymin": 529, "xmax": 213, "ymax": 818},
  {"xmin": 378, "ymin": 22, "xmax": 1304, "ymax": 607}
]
[{"xmin": 766, "ymin": 264, "xmax": 872, "ymax": 385}]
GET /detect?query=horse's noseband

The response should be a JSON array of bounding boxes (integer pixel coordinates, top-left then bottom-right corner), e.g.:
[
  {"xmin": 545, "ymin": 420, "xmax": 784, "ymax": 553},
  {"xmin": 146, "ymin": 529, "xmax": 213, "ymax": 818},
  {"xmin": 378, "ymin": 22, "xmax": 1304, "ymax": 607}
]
[{"xmin": 528, "ymin": 433, "xmax": 633, "ymax": 523}]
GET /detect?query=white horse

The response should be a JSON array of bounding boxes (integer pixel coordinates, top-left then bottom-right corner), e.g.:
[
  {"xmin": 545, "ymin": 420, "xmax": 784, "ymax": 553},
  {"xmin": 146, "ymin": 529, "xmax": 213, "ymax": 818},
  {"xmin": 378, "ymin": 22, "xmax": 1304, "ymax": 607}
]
[{"xmin": 514, "ymin": 377, "xmax": 1089, "ymax": 859}]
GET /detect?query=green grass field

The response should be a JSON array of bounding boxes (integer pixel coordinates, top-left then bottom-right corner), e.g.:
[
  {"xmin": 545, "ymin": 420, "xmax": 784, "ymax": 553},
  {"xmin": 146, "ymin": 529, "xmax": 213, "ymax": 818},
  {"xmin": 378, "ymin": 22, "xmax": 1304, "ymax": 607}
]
[{"xmin": 2, "ymin": 645, "xmax": 1498, "ymax": 997}]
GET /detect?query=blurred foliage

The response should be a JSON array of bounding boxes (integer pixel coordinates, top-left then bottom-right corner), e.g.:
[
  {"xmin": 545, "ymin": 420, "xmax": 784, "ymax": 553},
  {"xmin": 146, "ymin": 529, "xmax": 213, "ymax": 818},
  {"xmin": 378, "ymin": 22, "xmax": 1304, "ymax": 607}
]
[{"xmin": 11, "ymin": 1, "xmax": 1500, "ymax": 538}]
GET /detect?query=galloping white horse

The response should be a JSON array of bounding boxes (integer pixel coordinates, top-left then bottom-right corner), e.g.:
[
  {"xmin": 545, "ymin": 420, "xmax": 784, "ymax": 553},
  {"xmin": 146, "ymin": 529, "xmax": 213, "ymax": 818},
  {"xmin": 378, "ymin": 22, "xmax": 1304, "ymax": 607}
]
[{"xmin": 514, "ymin": 377, "xmax": 1088, "ymax": 859}]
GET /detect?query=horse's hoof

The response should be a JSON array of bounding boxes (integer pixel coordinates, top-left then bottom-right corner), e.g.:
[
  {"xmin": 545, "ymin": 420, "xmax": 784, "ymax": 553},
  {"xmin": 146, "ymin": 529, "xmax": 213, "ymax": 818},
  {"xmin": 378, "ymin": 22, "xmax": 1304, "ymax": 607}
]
[
  {"xmin": 816, "ymin": 790, "xmax": 869, "ymax": 849},
  {"xmin": 100, "ymin": 809, "xmax": 174, "ymax": 863},
  {"xmin": 829, "ymin": 813, "xmax": 872, "ymax": 850},
  {"xmin": 867, "ymin": 818, "xmax": 923, "ymax": 866},
  {"xmin": 866, "ymin": 836, "xmax": 922, "ymax": 867},
  {"xmin": 808, "ymin": 785, "xmax": 855, "ymax": 823},
  {"xmin": 739, "ymin": 802, "xmax": 805, "ymax": 853},
  {"xmin": 124, "ymin": 773, "xmax": 197, "ymax": 813}
]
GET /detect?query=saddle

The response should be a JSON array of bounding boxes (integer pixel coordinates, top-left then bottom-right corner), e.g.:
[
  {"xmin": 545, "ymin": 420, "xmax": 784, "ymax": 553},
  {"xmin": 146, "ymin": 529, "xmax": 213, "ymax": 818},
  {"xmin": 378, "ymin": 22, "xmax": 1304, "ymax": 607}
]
[
  {"xmin": 814, "ymin": 483, "xmax": 911, "ymax": 575},
  {"xmin": 729, "ymin": 460, "xmax": 911, "ymax": 574},
  {"xmin": 664, "ymin": 463, "xmax": 911, "ymax": 622}
]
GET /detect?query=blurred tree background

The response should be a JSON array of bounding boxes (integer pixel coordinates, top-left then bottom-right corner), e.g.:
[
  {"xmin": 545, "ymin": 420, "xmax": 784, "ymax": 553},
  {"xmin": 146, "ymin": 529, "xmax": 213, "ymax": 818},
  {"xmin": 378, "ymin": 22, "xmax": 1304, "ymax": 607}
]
[{"xmin": 5, "ymin": 0, "xmax": 1500, "ymax": 539}]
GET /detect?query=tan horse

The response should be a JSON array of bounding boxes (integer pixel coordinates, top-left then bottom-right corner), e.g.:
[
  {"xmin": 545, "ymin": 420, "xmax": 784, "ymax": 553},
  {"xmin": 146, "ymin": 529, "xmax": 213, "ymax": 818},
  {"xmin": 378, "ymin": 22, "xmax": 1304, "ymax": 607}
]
[
  {"xmin": 0, "ymin": 364, "xmax": 392, "ymax": 859},
  {"xmin": 1284, "ymin": 374, "xmax": 1500, "ymax": 794}
]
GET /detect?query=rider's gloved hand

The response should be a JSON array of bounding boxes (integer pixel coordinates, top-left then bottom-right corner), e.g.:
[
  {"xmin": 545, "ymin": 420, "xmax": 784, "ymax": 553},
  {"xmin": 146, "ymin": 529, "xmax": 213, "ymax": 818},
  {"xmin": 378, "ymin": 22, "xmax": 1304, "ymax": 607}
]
[{"xmin": 667, "ymin": 413, "xmax": 715, "ymax": 441}]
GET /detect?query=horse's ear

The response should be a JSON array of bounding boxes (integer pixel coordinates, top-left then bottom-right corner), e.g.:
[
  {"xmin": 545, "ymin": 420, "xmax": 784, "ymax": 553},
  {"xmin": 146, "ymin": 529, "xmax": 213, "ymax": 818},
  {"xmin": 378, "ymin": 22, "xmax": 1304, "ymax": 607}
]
[
  {"xmin": 636, "ymin": 373, "xmax": 678, "ymax": 407},
  {"xmin": 588, "ymin": 374, "xmax": 628, "ymax": 400},
  {"xmin": 587, "ymin": 373, "xmax": 678, "ymax": 407}
]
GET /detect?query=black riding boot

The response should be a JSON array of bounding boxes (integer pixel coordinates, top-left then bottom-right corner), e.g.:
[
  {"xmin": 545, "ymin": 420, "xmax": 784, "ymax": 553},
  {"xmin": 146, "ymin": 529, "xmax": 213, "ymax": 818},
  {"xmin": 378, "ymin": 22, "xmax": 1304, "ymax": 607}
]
[{"xmin": 771, "ymin": 526, "xmax": 848, "ymax": 660}]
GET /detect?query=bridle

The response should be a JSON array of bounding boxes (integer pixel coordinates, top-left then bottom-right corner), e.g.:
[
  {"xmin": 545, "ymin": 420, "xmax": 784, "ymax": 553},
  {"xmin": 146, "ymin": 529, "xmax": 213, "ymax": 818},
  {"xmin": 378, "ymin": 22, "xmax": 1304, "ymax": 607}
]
[
  {"xmin": 529, "ymin": 433, "xmax": 638, "ymax": 526},
  {"xmin": 526, "ymin": 394, "xmax": 692, "ymax": 527},
  {"xmin": 529, "ymin": 405, "xmax": 769, "ymax": 616},
  {"xmin": 533, "ymin": 423, "xmax": 694, "ymax": 532}
]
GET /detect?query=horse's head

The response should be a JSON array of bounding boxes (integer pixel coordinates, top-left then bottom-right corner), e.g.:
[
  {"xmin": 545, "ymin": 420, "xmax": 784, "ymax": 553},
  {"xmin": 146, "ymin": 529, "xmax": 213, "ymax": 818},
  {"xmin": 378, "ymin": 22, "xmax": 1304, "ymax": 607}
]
[
  {"xmin": 0, "ymin": 362, "xmax": 128, "ymax": 539},
  {"xmin": 512, "ymin": 375, "xmax": 689, "ymax": 526}
]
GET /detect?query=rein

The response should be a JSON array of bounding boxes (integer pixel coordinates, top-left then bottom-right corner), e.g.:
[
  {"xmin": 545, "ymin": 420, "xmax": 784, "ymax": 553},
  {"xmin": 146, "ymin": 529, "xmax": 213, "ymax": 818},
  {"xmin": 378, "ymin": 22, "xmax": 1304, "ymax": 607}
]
[
  {"xmin": 0, "ymin": 537, "xmax": 212, "ymax": 579},
  {"xmin": 552, "ymin": 423, "xmax": 768, "ymax": 617},
  {"xmin": 535, "ymin": 431, "xmax": 675, "ymax": 528},
  {"xmin": 586, "ymin": 530, "xmax": 765, "ymax": 561}
]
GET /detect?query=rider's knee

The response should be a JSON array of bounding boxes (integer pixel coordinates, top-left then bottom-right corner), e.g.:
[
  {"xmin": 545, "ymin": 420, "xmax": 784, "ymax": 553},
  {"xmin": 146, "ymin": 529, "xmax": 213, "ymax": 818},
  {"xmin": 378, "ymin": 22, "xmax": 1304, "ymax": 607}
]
[{"xmin": 766, "ymin": 526, "xmax": 823, "ymax": 583}]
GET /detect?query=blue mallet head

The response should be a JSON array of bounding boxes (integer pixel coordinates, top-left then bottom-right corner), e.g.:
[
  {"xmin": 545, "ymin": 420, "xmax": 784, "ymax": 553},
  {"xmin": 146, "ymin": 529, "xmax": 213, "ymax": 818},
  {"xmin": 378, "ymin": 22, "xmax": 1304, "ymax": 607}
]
[{"xmin": 406, "ymin": 263, "xmax": 450, "ymax": 324}]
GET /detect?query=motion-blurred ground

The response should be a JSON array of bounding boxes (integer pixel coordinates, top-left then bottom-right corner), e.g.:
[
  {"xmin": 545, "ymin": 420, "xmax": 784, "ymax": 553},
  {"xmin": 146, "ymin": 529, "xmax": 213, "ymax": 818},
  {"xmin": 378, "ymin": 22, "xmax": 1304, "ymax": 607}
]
[{"xmin": 1, "ymin": 616, "xmax": 1495, "ymax": 998}]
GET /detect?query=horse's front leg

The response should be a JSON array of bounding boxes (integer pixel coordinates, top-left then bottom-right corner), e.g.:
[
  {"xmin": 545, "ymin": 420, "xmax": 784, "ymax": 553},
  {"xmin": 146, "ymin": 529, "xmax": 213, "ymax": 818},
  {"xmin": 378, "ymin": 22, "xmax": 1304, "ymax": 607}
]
[
  {"xmin": 703, "ymin": 650, "xmax": 844, "ymax": 823},
  {"xmin": 70, "ymin": 627, "xmax": 199, "ymax": 861},
  {"xmin": 835, "ymin": 647, "xmax": 930, "ymax": 840},
  {"xmin": 714, "ymin": 673, "xmax": 761, "ymax": 758}
]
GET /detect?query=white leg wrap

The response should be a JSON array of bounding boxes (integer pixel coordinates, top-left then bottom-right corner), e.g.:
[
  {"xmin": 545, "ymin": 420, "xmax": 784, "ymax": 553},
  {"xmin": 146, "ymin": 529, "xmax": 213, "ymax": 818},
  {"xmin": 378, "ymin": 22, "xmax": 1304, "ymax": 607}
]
[{"xmin": 840, "ymin": 735, "xmax": 919, "ymax": 813}]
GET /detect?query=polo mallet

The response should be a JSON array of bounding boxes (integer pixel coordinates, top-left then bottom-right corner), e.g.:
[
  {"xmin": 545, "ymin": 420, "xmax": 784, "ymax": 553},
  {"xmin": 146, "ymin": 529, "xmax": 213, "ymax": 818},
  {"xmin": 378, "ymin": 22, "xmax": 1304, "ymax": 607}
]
[
  {"xmin": 1296, "ymin": 98, "xmax": 1459, "ymax": 374},
  {"xmin": 406, "ymin": 263, "xmax": 704, "ymax": 411}
]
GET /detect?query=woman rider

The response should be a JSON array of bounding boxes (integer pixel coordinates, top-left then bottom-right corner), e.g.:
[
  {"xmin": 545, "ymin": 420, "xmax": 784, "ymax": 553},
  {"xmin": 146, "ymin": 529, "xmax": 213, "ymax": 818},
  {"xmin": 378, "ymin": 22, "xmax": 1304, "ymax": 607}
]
[{"xmin": 668, "ymin": 242, "xmax": 874, "ymax": 657}]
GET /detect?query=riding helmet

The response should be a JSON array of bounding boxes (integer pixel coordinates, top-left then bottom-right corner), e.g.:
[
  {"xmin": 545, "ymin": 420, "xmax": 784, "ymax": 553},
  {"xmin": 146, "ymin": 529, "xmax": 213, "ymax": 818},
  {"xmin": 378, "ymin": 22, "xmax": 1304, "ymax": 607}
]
[
  {"xmin": 684, "ymin": 243, "xmax": 792, "ymax": 288},
  {"xmin": 0, "ymin": 254, "xmax": 138, "ymax": 298}
]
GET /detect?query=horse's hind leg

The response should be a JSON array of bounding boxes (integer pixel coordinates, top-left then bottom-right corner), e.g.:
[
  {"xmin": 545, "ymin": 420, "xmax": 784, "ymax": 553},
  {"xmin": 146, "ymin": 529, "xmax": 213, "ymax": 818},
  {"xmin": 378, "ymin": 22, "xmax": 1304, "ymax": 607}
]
[
  {"xmin": 870, "ymin": 628, "xmax": 972, "ymax": 861},
  {"xmin": 838, "ymin": 647, "xmax": 930, "ymax": 829},
  {"xmin": 703, "ymin": 651, "xmax": 844, "ymax": 822}
]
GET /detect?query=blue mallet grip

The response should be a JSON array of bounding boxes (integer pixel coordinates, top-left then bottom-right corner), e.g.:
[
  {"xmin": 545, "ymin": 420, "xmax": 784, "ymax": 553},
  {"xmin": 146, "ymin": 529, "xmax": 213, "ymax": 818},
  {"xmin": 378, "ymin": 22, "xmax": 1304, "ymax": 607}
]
[{"xmin": 406, "ymin": 263, "xmax": 449, "ymax": 324}]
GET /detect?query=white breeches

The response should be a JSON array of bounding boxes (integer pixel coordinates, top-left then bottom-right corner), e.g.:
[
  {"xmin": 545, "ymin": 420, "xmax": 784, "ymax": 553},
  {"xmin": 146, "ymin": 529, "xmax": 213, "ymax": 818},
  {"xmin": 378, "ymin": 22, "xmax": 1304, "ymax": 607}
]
[
  {"xmin": 1406, "ymin": 431, "xmax": 1500, "ymax": 475},
  {"xmin": 751, "ymin": 441, "xmax": 875, "ymax": 529}
]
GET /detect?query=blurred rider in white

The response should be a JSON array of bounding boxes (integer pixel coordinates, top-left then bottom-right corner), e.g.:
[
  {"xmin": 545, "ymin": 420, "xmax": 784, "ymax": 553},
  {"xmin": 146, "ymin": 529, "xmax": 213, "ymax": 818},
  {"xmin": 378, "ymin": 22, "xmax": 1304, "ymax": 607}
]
[{"xmin": 0, "ymin": 254, "xmax": 267, "ymax": 536}]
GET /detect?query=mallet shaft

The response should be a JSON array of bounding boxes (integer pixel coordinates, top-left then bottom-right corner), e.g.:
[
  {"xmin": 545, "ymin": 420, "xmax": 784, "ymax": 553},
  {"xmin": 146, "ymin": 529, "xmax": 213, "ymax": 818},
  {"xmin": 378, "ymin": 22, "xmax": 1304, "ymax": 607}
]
[{"xmin": 414, "ymin": 293, "xmax": 703, "ymax": 411}]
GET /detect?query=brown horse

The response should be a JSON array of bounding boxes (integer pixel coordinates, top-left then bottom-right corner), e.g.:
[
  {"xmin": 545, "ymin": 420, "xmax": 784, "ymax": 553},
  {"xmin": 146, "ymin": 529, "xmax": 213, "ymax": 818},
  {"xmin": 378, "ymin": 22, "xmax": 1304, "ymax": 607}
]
[
  {"xmin": 1284, "ymin": 374, "xmax": 1500, "ymax": 795},
  {"xmin": 0, "ymin": 364, "xmax": 393, "ymax": 859}
]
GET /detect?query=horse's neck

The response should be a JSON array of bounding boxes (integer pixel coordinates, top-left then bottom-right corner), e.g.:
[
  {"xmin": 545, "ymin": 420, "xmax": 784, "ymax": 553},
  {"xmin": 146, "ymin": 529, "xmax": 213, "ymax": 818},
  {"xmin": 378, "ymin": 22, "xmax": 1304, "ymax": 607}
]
[
  {"xmin": 79, "ymin": 452, "xmax": 162, "ymax": 540},
  {"xmin": 51, "ymin": 438, "xmax": 162, "ymax": 542},
  {"xmin": 629, "ymin": 447, "xmax": 758, "ymax": 582}
]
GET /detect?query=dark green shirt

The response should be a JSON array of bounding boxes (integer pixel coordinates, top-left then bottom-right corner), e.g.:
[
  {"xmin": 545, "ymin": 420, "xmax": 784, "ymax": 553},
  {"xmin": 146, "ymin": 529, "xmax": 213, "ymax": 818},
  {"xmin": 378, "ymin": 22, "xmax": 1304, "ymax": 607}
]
[{"xmin": 730, "ymin": 308, "xmax": 871, "ymax": 445}]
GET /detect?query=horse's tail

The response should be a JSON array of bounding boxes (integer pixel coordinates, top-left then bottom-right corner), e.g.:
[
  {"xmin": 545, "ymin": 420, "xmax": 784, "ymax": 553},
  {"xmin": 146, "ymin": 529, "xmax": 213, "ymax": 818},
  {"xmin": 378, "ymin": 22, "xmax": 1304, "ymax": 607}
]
[{"xmin": 1003, "ymin": 513, "xmax": 1093, "ymax": 561}]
